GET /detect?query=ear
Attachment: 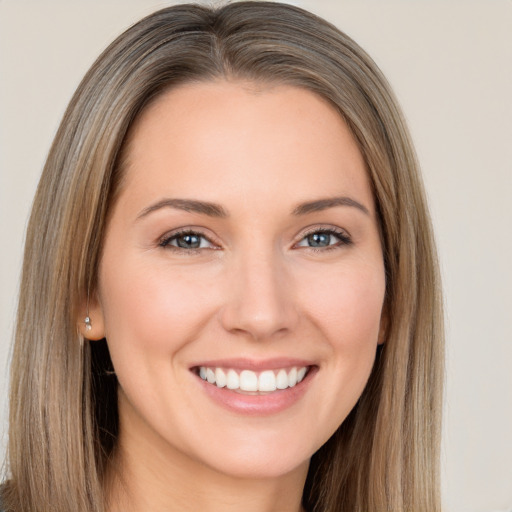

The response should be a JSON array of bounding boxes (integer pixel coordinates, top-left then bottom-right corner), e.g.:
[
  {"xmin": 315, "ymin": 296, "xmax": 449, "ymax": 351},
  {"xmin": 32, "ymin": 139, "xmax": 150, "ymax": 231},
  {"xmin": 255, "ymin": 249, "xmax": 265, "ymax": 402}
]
[{"xmin": 78, "ymin": 292, "xmax": 106, "ymax": 341}]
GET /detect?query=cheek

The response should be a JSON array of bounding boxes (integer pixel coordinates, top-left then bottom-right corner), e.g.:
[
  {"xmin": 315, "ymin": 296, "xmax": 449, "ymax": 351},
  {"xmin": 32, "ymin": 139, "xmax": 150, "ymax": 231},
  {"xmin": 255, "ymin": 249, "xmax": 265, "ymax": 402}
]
[
  {"xmin": 98, "ymin": 256, "xmax": 220, "ymax": 359},
  {"xmin": 299, "ymin": 259, "xmax": 385, "ymax": 403},
  {"xmin": 302, "ymin": 261, "xmax": 386, "ymax": 348}
]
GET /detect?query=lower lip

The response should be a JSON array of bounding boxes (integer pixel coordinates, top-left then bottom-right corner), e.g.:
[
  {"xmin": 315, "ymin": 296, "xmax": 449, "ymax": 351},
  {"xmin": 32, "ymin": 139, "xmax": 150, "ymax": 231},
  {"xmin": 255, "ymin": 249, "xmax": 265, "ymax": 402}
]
[{"xmin": 195, "ymin": 368, "xmax": 317, "ymax": 416}]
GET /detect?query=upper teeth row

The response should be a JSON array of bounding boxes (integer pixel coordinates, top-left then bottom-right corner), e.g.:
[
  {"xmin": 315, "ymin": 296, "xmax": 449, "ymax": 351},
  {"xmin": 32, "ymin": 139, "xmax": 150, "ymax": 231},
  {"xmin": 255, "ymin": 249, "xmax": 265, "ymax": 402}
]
[{"xmin": 198, "ymin": 366, "xmax": 308, "ymax": 392}]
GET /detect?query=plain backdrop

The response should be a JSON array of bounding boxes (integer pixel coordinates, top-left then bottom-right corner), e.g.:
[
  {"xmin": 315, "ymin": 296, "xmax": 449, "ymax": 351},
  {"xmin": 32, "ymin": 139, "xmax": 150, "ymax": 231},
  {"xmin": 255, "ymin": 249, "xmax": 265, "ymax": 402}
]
[{"xmin": 0, "ymin": 1, "xmax": 511, "ymax": 511}]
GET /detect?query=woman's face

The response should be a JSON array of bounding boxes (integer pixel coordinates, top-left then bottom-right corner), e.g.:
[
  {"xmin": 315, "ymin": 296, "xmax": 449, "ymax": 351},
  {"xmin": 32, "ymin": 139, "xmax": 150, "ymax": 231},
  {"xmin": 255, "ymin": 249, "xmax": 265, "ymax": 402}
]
[{"xmin": 91, "ymin": 81, "xmax": 386, "ymax": 479}]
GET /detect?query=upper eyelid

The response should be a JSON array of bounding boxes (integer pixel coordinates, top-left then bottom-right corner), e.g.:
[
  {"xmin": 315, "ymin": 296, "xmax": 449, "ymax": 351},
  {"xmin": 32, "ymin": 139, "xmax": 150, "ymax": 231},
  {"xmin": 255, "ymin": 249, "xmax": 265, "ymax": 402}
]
[
  {"xmin": 296, "ymin": 225, "xmax": 351, "ymax": 240},
  {"xmin": 300, "ymin": 225, "xmax": 347, "ymax": 235}
]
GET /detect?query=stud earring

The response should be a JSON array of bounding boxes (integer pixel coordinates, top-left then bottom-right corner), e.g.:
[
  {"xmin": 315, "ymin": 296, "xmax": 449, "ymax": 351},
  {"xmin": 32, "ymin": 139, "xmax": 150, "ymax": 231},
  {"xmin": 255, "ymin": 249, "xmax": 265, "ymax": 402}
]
[{"xmin": 84, "ymin": 287, "xmax": 93, "ymax": 332}]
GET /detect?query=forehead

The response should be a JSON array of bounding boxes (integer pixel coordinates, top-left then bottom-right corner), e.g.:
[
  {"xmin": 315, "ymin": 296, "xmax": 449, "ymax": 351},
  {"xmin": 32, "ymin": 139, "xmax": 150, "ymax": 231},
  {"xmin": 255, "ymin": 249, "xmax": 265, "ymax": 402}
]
[{"xmin": 117, "ymin": 80, "xmax": 374, "ymax": 216}]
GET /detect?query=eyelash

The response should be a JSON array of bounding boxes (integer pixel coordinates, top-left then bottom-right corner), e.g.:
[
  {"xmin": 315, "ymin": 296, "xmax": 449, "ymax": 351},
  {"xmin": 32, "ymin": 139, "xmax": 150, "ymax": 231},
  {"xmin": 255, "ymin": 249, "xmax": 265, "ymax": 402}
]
[
  {"xmin": 159, "ymin": 227, "xmax": 352, "ymax": 254},
  {"xmin": 159, "ymin": 229, "xmax": 219, "ymax": 254},
  {"xmin": 295, "ymin": 227, "xmax": 353, "ymax": 252}
]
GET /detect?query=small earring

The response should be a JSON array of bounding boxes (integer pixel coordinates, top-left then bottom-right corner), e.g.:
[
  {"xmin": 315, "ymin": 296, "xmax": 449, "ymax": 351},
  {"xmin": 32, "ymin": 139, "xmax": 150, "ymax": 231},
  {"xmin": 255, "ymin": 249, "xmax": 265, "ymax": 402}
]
[{"xmin": 84, "ymin": 316, "xmax": 92, "ymax": 331}]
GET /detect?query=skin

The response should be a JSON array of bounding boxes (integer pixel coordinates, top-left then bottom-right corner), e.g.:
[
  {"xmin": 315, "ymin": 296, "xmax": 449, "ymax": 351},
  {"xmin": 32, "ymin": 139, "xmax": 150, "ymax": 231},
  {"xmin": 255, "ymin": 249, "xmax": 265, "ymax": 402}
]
[{"xmin": 84, "ymin": 81, "xmax": 386, "ymax": 512}]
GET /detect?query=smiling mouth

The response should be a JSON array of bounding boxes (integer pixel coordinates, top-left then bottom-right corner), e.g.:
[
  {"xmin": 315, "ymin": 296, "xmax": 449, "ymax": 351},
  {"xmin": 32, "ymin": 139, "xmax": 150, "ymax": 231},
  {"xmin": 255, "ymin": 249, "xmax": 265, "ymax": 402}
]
[{"xmin": 194, "ymin": 366, "xmax": 311, "ymax": 393}]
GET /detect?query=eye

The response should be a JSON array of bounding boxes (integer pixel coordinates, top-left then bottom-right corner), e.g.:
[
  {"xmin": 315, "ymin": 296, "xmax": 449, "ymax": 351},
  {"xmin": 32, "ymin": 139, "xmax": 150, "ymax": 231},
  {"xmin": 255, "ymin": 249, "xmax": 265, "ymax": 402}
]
[
  {"xmin": 295, "ymin": 228, "xmax": 352, "ymax": 250},
  {"xmin": 159, "ymin": 230, "xmax": 216, "ymax": 251}
]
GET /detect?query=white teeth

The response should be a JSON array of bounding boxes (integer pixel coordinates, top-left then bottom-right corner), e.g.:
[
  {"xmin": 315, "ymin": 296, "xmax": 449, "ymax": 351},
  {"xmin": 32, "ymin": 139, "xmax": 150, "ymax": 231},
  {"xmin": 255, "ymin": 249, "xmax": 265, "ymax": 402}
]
[
  {"xmin": 226, "ymin": 369, "xmax": 239, "ymax": 390},
  {"xmin": 239, "ymin": 370, "xmax": 258, "ymax": 391},
  {"xmin": 198, "ymin": 365, "xmax": 309, "ymax": 392},
  {"xmin": 288, "ymin": 367, "xmax": 298, "ymax": 387},
  {"xmin": 276, "ymin": 369, "xmax": 289, "ymax": 389},
  {"xmin": 215, "ymin": 368, "xmax": 227, "ymax": 388},
  {"xmin": 258, "ymin": 370, "xmax": 276, "ymax": 392},
  {"xmin": 206, "ymin": 368, "xmax": 216, "ymax": 384}
]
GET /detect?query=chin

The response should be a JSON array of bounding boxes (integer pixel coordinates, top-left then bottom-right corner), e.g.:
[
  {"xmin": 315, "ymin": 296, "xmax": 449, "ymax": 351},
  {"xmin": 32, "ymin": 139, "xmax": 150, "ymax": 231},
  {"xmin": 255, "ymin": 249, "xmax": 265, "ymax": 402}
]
[{"xmin": 206, "ymin": 450, "xmax": 311, "ymax": 481}]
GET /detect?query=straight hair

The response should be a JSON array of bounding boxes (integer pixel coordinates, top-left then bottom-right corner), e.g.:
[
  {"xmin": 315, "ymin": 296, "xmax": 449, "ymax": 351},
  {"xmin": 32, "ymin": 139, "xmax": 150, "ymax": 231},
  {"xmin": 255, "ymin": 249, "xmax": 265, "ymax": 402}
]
[{"xmin": 3, "ymin": 3, "xmax": 444, "ymax": 511}]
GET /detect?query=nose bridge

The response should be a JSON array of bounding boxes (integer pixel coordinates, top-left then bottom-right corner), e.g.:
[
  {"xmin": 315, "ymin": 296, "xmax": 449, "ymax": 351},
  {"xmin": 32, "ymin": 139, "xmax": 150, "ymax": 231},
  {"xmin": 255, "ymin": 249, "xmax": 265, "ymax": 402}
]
[{"xmin": 220, "ymin": 243, "xmax": 297, "ymax": 340}]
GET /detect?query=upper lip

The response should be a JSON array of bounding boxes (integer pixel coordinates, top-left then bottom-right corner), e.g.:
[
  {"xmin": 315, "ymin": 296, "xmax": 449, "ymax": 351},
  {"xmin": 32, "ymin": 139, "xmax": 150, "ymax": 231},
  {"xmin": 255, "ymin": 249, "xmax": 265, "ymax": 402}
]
[{"xmin": 189, "ymin": 357, "xmax": 316, "ymax": 371}]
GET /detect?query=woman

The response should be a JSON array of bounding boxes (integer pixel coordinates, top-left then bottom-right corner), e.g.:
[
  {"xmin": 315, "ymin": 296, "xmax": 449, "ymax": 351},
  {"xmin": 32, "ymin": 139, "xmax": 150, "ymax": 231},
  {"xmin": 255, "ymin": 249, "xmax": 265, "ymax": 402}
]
[{"xmin": 1, "ymin": 2, "xmax": 444, "ymax": 511}]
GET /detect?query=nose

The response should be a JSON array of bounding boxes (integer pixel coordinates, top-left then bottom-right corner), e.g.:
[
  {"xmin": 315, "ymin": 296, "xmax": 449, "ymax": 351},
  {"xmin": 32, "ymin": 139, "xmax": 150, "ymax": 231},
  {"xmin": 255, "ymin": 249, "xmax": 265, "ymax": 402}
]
[{"xmin": 219, "ymin": 249, "xmax": 299, "ymax": 341}]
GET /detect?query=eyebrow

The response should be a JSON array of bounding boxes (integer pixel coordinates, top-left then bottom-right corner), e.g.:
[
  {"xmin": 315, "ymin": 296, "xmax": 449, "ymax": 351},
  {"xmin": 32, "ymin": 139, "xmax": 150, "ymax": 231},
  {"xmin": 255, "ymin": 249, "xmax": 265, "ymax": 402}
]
[
  {"xmin": 137, "ymin": 198, "xmax": 228, "ymax": 219},
  {"xmin": 137, "ymin": 195, "xmax": 369, "ymax": 220},
  {"xmin": 292, "ymin": 196, "xmax": 370, "ymax": 216}
]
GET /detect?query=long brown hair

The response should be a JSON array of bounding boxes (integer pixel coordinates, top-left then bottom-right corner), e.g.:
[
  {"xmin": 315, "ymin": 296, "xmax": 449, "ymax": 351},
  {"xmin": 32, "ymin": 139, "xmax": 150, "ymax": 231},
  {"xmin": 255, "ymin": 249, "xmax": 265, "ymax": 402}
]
[{"xmin": 3, "ymin": 2, "xmax": 444, "ymax": 511}]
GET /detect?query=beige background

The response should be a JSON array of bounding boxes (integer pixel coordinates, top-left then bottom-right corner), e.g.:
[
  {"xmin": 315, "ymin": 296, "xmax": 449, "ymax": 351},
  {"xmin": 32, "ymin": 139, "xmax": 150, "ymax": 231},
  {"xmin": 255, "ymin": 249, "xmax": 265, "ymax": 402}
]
[{"xmin": 0, "ymin": 1, "xmax": 511, "ymax": 510}]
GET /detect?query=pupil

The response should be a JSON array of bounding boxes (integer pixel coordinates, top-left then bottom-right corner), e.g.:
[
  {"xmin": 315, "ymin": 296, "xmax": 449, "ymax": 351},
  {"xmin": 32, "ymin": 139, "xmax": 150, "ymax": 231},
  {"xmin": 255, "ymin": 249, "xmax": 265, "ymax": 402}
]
[
  {"xmin": 308, "ymin": 232, "xmax": 330, "ymax": 247},
  {"xmin": 177, "ymin": 234, "xmax": 200, "ymax": 249}
]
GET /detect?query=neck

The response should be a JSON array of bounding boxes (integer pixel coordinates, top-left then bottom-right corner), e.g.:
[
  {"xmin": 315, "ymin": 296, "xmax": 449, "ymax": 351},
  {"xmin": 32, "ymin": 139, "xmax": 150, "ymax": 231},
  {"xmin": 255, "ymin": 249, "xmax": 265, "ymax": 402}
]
[{"xmin": 105, "ymin": 419, "xmax": 309, "ymax": 512}]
